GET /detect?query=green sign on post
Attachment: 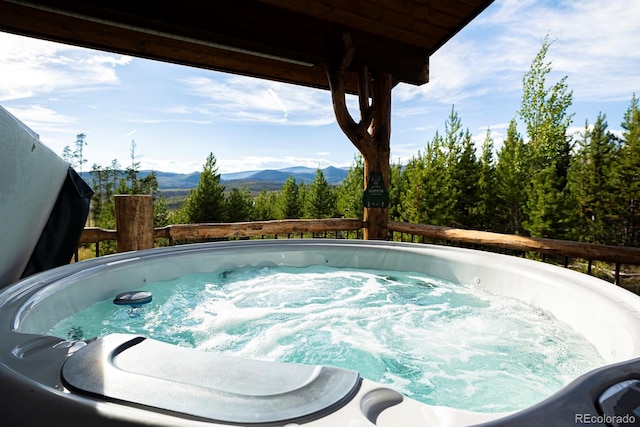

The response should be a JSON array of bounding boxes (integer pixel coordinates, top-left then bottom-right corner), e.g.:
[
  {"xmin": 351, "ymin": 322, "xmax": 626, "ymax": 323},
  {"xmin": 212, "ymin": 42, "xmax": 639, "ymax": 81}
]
[{"xmin": 362, "ymin": 172, "xmax": 389, "ymax": 208}]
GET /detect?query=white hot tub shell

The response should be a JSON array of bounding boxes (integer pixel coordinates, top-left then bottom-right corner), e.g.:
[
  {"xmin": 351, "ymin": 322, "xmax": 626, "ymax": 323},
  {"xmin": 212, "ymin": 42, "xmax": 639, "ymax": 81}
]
[{"xmin": 2, "ymin": 239, "xmax": 640, "ymax": 427}]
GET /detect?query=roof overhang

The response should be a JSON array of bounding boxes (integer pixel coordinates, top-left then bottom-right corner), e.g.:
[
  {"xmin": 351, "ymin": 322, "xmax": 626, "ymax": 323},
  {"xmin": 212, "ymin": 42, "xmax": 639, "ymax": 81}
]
[{"xmin": 0, "ymin": 0, "xmax": 493, "ymax": 93}]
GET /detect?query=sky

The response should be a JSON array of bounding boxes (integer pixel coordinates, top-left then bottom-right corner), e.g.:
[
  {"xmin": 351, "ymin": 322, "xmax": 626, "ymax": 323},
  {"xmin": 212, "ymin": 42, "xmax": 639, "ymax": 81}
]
[{"xmin": 1, "ymin": 0, "xmax": 639, "ymax": 175}]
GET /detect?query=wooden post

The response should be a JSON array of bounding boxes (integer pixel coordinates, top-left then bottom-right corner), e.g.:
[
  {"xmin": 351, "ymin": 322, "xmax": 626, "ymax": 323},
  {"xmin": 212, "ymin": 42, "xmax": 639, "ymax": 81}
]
[
  {"xmin": 362, "ymin": 72, "xmax": 391, "ymax": 240},
  {"xmin": 115, "ymin": 195, "xmax": 154, "ymax": 252},
  {"xmin": 326, "ymin": 35, "xmax": 391, "ymax": 240}
]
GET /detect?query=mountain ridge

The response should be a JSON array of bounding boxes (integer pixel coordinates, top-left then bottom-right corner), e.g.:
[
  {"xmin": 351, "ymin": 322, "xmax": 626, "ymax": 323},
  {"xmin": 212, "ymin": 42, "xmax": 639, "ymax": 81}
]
[{"xmin": 79, "ymin": 165, "xmax": 349, "ymax": 191}]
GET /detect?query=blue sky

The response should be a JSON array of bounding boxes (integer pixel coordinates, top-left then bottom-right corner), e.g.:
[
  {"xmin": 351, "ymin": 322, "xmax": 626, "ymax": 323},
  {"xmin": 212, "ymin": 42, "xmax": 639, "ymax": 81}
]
[{"xmin": 1, "ymin": 0, "xmax": 639, "ymax": 174}]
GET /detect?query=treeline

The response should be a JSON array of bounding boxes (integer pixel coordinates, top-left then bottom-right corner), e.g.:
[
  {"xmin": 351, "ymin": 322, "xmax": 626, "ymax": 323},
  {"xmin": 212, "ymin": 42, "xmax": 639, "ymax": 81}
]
[
  {"xmin": 170, "ymin": 153, "xmax": 340, "ymax": 224},
  {"xmin": 376, "ymin": 37, "xmax": 640, "ymax": 247}
]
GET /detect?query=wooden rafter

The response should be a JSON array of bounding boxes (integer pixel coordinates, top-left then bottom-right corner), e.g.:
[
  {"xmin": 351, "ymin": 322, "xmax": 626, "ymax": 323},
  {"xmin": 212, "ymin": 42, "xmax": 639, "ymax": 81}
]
[{"xmin": 0, "ymin": 0, "xmax": 493, "ymax": 93}]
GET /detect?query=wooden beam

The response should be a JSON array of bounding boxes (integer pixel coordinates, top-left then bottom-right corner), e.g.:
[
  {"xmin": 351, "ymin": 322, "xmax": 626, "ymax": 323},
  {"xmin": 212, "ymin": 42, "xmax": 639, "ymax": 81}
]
[
  {"xmin": 0, "ymin": 0, "xmax": 430, "ymax": 89},
  {"xmin": 80, "ymin": 219, "xmax": 363, "ymax": 243},
  {"xmin": 78, "ymin": 227, "xmax": 117, "ymax": 244},
  {"xmin": 387, "ymin": 221, "xmax": 640, "ymax": 265},
  {"xmin": 161, "ymin": 218, "xmax": 363, "ymax": 240},
  {"xmin": 256, "ymin": 0, "xmax": 487, "ymax": 51}
]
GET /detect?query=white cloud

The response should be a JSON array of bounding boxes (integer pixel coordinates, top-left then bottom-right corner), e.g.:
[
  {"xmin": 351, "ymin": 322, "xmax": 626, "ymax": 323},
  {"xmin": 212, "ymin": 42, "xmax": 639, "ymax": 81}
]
[
  {"xmin": 390, "ymin": 142, "xmax": 420, "ymax": 164},
  {"xmin": 4, "ymin": 105, "xmax": 75, "ymax": 133},
  {"xmin": 124, "ymin": 116, "xmax": 212, "ymax": 125},
  {"xmin": 218, "ymin": 155, "xmax": 350, "ymax": 174},
  {"xmin": 0, "ymin": 32, "xmax": 131, "ymax": 102},
  {"xmin": 481, "ymin": 122, "xmax": 510, "ymax": 131},
  {"xmin": 139, "ymin": 154, "xmax": 353, "ymax": 174},
  {"xmin": 141, "ymin": 158, "xmax": 203, "ymax": 174},
  {"xmin": 394, "ymin": 0, "xmax": 640, "ymax": 105},
  {"xmin": 179, "ymin": 75, "xmax": 337, "ymax": 126}
]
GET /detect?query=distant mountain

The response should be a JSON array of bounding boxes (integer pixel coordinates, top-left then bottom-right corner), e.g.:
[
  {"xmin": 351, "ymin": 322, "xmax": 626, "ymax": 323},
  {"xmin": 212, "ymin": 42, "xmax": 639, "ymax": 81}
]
[
  {"xmin": 322, "ymin": 166, "xmax": 350, "ymax": 183},
  {"xmin": 221, "ymin": 166, "xmax": 348, "ymax": 186},
  {"xmin": 219, "ymin": 170, "xmax": 262, "ymax": 181},
  {"xmin": 153, "ymin": 171, "xmax": 201, "ymax": 188},
  {"xmin": 79, "ymin": 166, "xmax": 349, "ymax": 192}
]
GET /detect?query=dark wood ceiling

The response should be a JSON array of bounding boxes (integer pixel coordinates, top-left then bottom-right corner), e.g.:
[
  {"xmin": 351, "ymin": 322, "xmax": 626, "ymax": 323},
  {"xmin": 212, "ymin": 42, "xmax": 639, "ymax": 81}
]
[{"xmin": 0, "ymin": 0, "xmax": 493, "ymax": 93}]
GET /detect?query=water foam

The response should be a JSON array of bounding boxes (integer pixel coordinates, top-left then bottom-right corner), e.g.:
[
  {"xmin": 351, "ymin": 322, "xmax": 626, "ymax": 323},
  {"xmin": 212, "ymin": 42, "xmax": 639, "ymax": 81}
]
[{"xmin": 48, "ymin": 265, "xmax": 605, "ymax": 412}]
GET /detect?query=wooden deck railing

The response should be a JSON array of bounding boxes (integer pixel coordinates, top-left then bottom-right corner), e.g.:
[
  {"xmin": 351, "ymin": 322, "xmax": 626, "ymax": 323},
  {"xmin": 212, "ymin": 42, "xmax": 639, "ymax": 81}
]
[
  {"xmin": 77, "ymin": 196, "xmax": 640, "ymax": 287},
  {"xmin": 386, "ymin": 221, "xmax": 640, "ymax": 285}
]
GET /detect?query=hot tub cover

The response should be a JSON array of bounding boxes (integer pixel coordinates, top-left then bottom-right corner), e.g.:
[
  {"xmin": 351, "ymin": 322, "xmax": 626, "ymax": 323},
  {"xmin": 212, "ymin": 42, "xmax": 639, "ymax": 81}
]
[{"xmin": 0, "ymin": 105, "xmax": 92, "ymax": 288}]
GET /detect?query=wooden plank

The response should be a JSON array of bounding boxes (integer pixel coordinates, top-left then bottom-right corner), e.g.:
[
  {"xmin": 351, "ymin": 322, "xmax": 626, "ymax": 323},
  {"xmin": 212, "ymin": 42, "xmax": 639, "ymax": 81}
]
[
  {"xmin": 80, "ymin": 219, "xmax": 362, "ymax": 243},
  {"xmin": 79, "ymin": 227, "xmax": 117, "ymax": 244},
  {"xmin": 387, "ymin": 221, "xmax": 640, "ymax": 265},
  {"xmin": 0, "ymin": 1, "xmax": 430, "ymax": 88},
  {"xmin": 163, "ymin": 219, "xmax": 363, "ymax": 240},
  {"xmin": 256, "ymin": 0, "xmax": 491, "ymax": 49},
  {"xmin": 0, "ymin": 2, "xmax": 328, "ymax": 87}
]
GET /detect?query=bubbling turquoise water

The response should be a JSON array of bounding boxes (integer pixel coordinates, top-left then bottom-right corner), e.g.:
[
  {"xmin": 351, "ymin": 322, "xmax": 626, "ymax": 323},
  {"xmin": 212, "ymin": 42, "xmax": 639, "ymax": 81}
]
[{"xmin": 48, "ymin": 265, "xmax": 605, "ymax": 413}]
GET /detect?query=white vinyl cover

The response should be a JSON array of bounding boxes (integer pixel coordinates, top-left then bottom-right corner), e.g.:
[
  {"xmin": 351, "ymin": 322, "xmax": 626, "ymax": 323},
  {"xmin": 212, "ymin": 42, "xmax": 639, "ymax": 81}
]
[{"xmin": 0, "ymin": 106, "xmax": 68, "ymax": 288}]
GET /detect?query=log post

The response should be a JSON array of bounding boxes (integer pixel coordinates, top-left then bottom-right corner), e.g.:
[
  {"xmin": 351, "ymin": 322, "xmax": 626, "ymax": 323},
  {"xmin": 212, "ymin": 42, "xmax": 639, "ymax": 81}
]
[
  {"xmin": 115, "ymin": 194, "xmax": 154, "ymax": 252},
  {"xmin": 326, "ymin": 35, "xmax": 391, "ymax": 240},
  {"xmin": 362, "ymin": 72, "xmax": 391, "ymax": 240}
]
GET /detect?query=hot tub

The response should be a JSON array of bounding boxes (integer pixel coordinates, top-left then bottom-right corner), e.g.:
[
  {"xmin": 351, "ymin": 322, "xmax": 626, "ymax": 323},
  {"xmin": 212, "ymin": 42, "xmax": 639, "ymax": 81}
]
[{"xmin": 2, "ymin": 239, "xmax": 640, "ymax": 426}]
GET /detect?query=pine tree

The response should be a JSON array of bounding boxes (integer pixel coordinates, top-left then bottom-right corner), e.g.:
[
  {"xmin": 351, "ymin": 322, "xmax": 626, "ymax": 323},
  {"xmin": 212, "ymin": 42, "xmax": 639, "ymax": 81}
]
[
  {"xmin": 477, "ymin": 129, "xmax": 498, "ymax": 231},
  {"xmin": 495, "ymin": 119, "xmax": 528, "ymax": 234},
  {"xmin": 139, "ymin": 172, "xmax": 159, "ymax": 196},
  {"xmin": 388, "ymin": 159, "xmax": 404, "ymax": 222},
  {"xmin": 183, "ymin": 153, "xmax": 227, "ymax": 223},
  {"xmin": 519, "ymin": 36, "xmax": 574, "ymax": 238},
  {"xmin": 124, "ymin": 139, "xmax": 141, "ymax": 193},
  {"xmin": 62, "ymin": 145, "xmax": 73, "ymax": 164},
  {"xmin": 454, "ymin": 128, "xmax": 480, "ymax": 228},
  {"xmin": 615, "ymin": 94, "xmax": 640, "ymax": 246},
  {"xmin": 89, "ymin": 163, "xmax": 104, "ymax": 224},
  {"xmin": 91, "ymin": 159, "xmax": 121, "ymax": 234},
  {"xmin": 61, "ymin": 133, "xmax": 88, "ymax": 172},
  {"xmin": 253, "ymin": 190, "xmax": 278, "ymax": 220},
  {"xmin": 336, "ymin": 154, "xmax": 364, "ymax": 220},
  {"xmin": 304, "ymin": 169, "xmax": 335, "ymax": 218},
  {"xmin": 398, "ymin": 153, "xmax": 426, "ymax": 224},
  {"xmin": 278, "ymin": 175, "xmax": 303, "ymax": 219},
  {"xmin": 227, "ymin": 186, "xmax": 253, "ymax": 222},
  {"xmin": 74, "ymin": 133, "xmax": 87, "ymax": 173},
  {"xmin": 109, "ymin": 159, "xmax": 122, "ymax": 199},
  {"xmin": 568, "ymin": 114, "xmax": 618, "ymax": 243},
  {"xmin": 153, "ymin": 195, "xmax": 170, "ymax": 227},
  {"xmin": 298, "ymin": 180, "xmax": 307, "ymax": 216},
  {"xmin": 400, "ymin": 132, "xmax": 452, "ymax": 226}
]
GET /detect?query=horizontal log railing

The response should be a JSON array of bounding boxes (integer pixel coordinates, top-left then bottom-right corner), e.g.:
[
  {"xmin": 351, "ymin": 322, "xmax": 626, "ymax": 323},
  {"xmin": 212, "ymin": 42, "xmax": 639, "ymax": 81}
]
[
  {"xmin": 387, "ymin": 221, "xmax": 640, "ymax": 265},
  {"xmin": 78, "ymin": 218, "xmax": 640, "ymax": 284},
  {"xmin": 79, "ymin": 218, "xmax": 364, "ymax": 247},
  {"xmin": 387, "ymin": 221, "xmax": 640, "ymax": 285},
  {"xmin": 76, "ymin": 197, "xmax": 640, "ymax": 287},
  {"xmin": 156, "ymin": 218, "xmax": 364, "ymax": 241}
]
